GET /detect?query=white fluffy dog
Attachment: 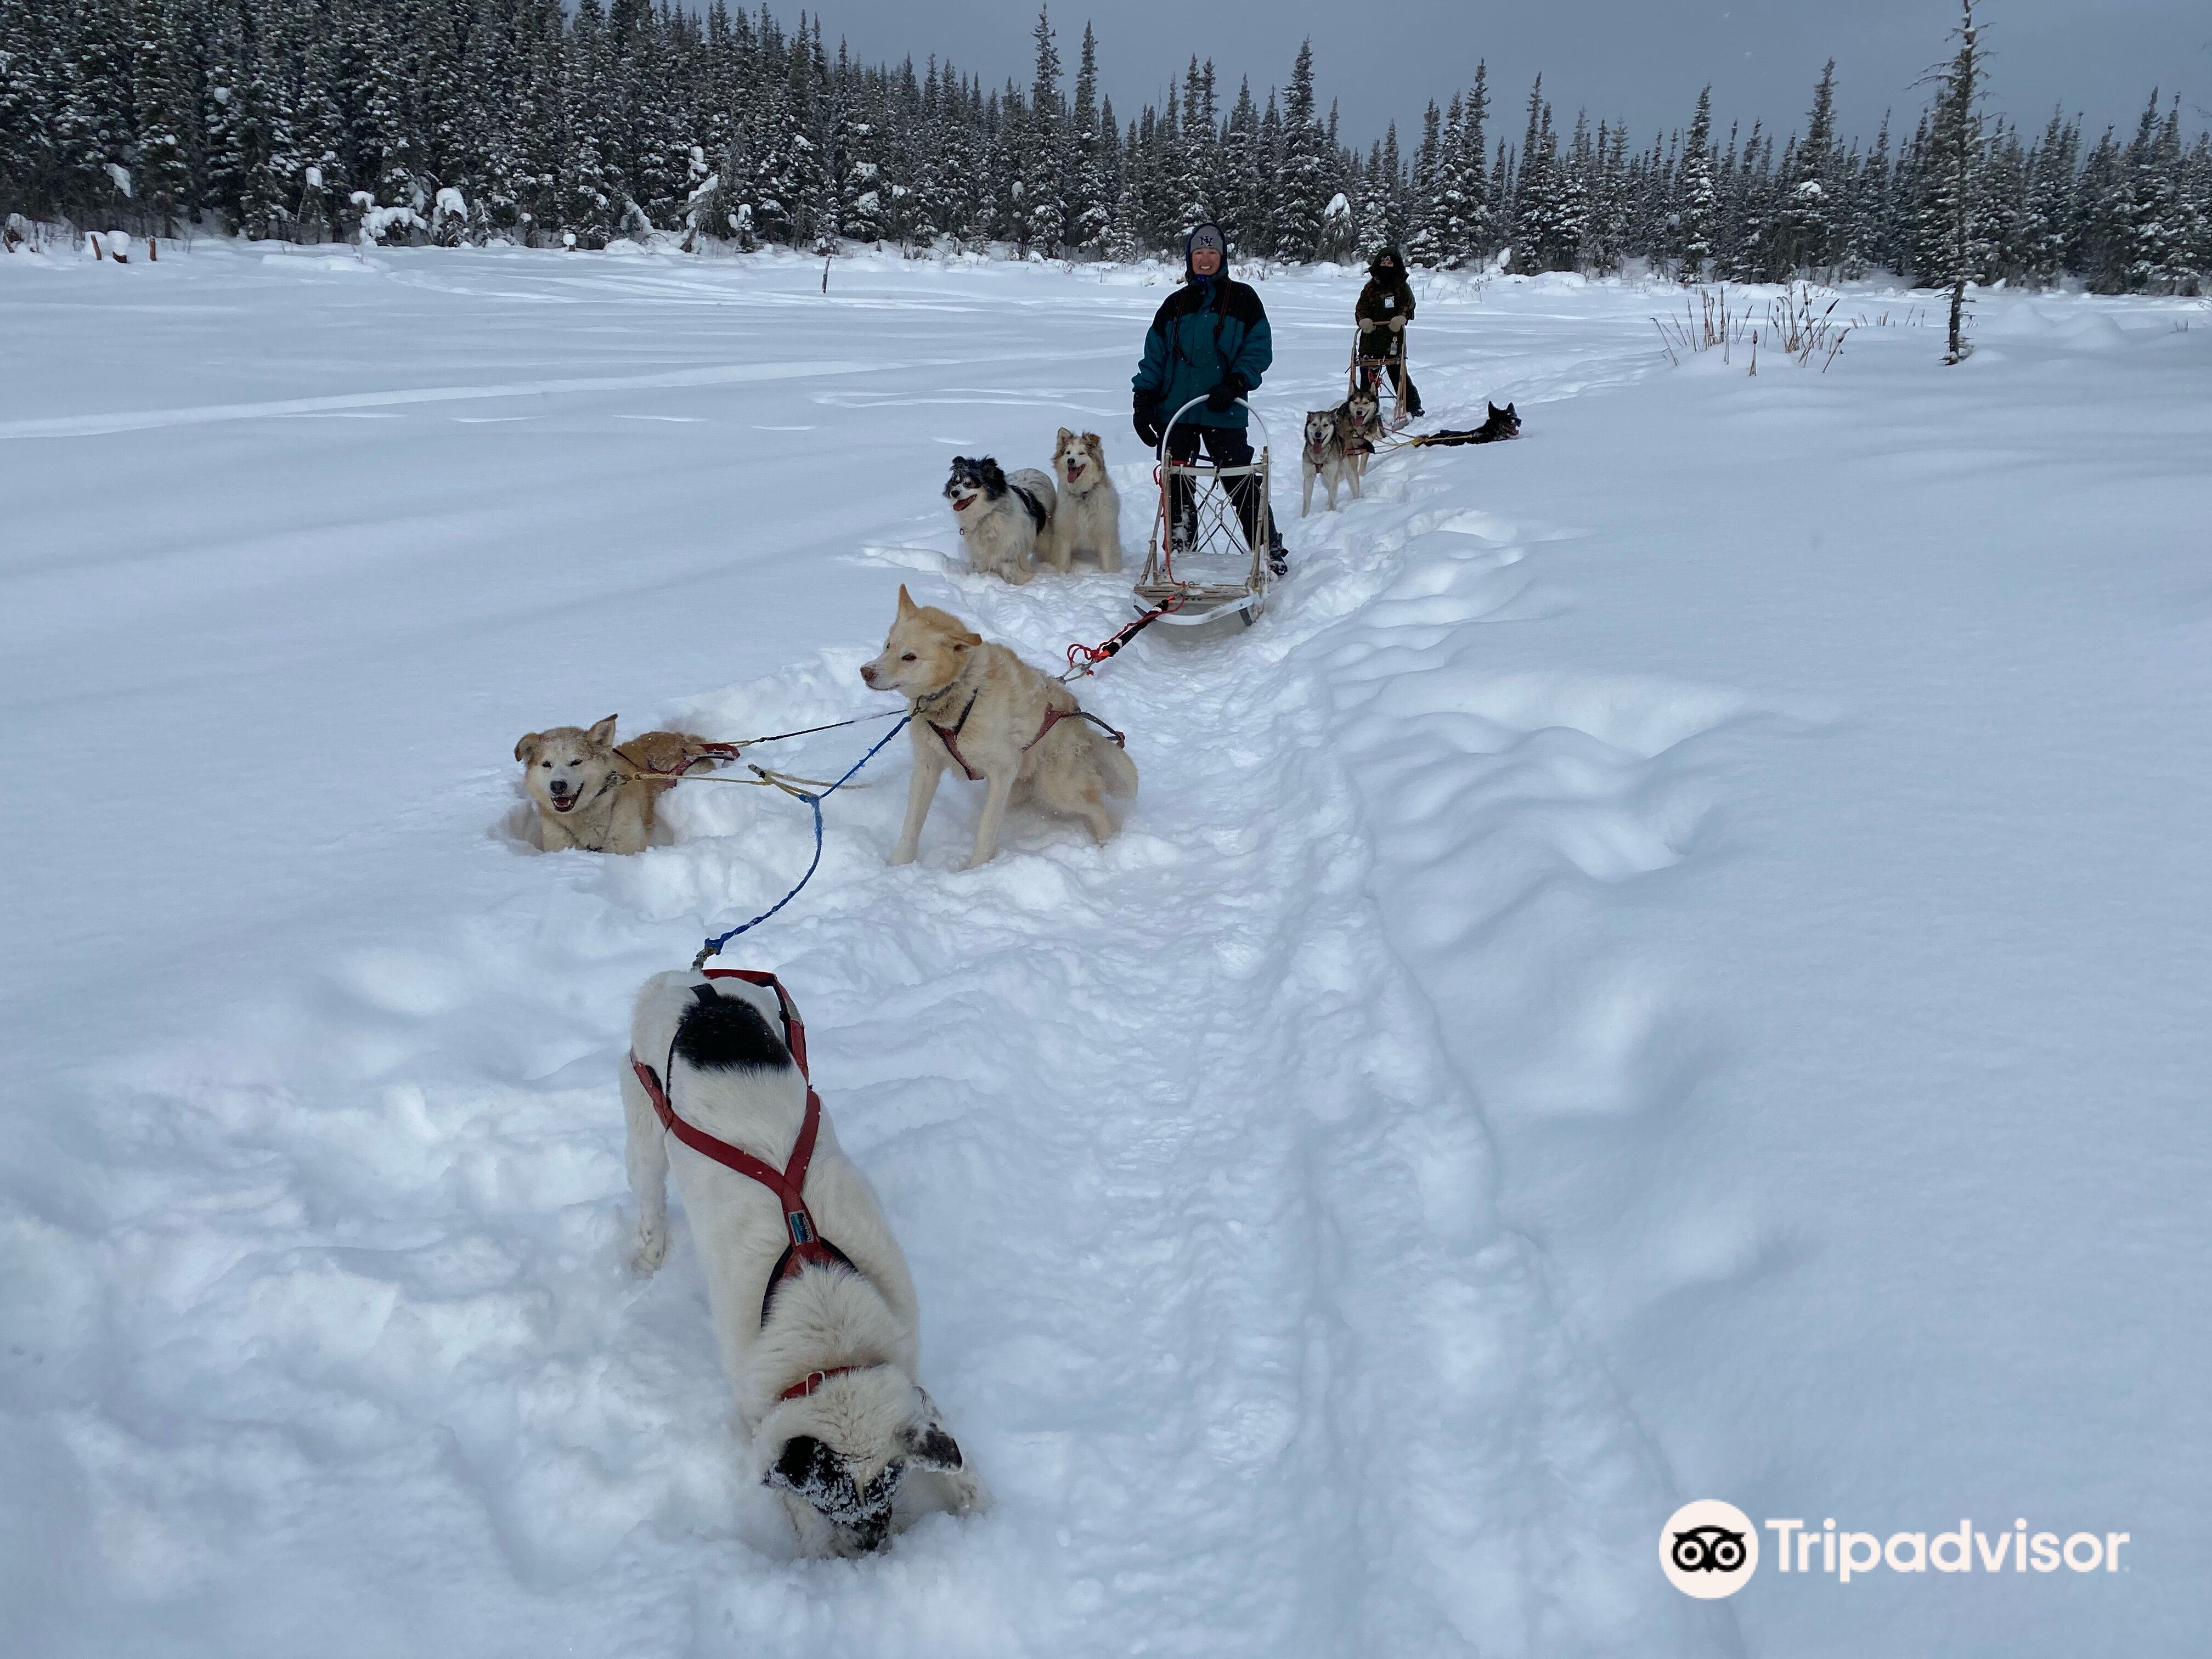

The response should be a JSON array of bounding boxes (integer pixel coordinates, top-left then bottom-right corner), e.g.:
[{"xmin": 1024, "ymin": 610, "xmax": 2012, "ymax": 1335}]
[
  {"xmin": 943, "ymin": 455, "xmax": 1054, "ymax": 584},
  {"xmin": 623, "ymin": 969, "xmax": 989, "ymax": 1555},
  {"xmin": 1041, "ymin": 427, "xmax": 1123, "ymax": 572}
]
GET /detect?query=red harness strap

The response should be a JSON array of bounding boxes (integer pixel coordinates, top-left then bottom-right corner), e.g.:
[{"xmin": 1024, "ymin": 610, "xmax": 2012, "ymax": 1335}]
[
  {"xmin": 926, "ymin": 691, "xmax": 985, "ymax": 781},
  {"xmin": 629, "ymin": 970, "xmax": 853, "ymax": 1322},
  {"xmin": 927, "ymin": 693, "xmax": 1126, "ymax": 782}
]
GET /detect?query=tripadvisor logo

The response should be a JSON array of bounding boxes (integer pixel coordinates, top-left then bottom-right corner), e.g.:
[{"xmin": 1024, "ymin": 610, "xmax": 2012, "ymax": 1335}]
[
  {"xmin": 1661, "ymin": 1500, "xmax": 1760, "ymax": 1598},
  {"xmin": 1660, "ymin": 1500, "xmax": 2134, "ymax": 1596}
]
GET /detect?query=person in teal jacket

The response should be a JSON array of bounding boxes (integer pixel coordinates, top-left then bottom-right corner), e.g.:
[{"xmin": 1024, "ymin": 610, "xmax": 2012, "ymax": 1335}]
[{"xmin": 1132, "ymin": 222, "xmax": 1282, "ymax": 567}]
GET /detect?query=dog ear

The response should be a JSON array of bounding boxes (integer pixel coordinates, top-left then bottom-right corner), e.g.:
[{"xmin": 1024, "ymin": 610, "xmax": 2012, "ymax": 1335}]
[
  {"xmin": 897, "ymin": 1393, "xmax": 966, "ymax": 1471},
  {"xmin": 1057, "ymin": 426, "xmax": 1074, "ymax": 444},
  {"xmin": 896, "ymin": 583, "xmax": 917, "ymax": 617},
  {"xmin": 515, "ymin": 732, "xmax": 540, "ymax": 763},
  {"xmin": 1082, "ymin": 431, "xmax": 1101, "ymax": 449},
  {"xmin": 955, "ymin": 628, "xmax": 981, "ymax": 648},
  {"xmin": 896, "ymin": 1421, "xmax": 964, "ymax": 1471},
  {"xmin": 588, "ymin": 715, "xmax": 618, "ymax": 747}
]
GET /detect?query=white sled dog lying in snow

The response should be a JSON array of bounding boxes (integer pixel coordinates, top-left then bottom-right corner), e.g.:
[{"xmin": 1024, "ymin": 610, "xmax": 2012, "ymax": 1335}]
[
  {"xmin": 1041, "ymin": 428, "xmax": 1123, "ymax": 572},
  {"xmin": 860, "ymin": 585, "xmax": 1138, "ymax": 868},
  {"xmin": 515, "ymin": 715, "xmax": 718, "ymax": 853},
  {"xmin": 624, "ymin": 969, "xmax": 989, "ymax": 1555},
  {"xmin": 943, "ymin": 454, "xmax": 1055, "ymax": 584}
]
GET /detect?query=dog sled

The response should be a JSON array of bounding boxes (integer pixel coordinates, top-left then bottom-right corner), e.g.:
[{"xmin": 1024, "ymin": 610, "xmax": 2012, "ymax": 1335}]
[
  {"xmin": 1350, "ymin": 331, "xmax": 1413, "ymax": 431},
  {"xmin": 1135, "ymin": 396, "xmax": 1278, "ymax": 629}
]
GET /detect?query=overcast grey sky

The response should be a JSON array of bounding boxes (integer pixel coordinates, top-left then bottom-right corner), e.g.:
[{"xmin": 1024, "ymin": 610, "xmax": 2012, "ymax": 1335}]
[{"xmin": 804, "ymin": 0, "xmax": 2210, "ymax": 149}]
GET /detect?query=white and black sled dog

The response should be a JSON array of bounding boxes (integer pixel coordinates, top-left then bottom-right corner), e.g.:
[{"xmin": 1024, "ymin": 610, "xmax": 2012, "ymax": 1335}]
[
  {"xmin": 1042, "ymin": 428, "xmax": 1122, "ymax": 572},
  {"xmin": 944, "ymin": 455, "xmax": 1054, "ymax": 584},
  {"xmin": 624, "ymin": 969, "xmax": 990, "ymax": 1555}
]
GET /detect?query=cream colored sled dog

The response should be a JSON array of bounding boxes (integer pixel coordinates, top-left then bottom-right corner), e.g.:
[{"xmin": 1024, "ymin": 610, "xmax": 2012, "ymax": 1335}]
[
  {"xmin": 515, "ymin": 715, "xmax": 718, "ymax": 853},
  {"xmin": 1042, "ymin": 428, "xmax": 1123, "ymax": 573},
  {"xmin": 624, "ymin": 969, "xmax": 989, "ymax": 1555},
  {"xmin": 860, "ymin": 586, "xmax": 1138, "ymax": 868}
]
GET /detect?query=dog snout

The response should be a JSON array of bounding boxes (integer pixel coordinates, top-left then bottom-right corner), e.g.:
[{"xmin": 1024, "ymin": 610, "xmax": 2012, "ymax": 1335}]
[
  {"xmin": 549, "ymin": 778, "xmax": 573, "ymax": 796},
  {"xmin": 860, "ymin": 661, "xmax": 878, "ymax": 686}
]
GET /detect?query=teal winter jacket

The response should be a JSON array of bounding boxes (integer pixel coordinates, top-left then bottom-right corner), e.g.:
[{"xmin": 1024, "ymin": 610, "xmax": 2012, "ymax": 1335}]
[{"xmin": 1132, "ymin": 224, "xmax": 1273, "ymax": 430}]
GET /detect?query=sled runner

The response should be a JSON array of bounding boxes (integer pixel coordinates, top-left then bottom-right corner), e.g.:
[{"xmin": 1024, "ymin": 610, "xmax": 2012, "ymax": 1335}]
[
  {"xmin": 1350, "ymin": 332, "xmax": 1412, "ymax": 431},
  {"xmin": 1136, "ymin": 395, "xmax": 1278, "ymax": 629}
]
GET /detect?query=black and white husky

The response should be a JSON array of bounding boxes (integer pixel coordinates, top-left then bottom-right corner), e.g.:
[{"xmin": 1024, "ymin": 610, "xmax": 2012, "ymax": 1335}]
[
  {"xmin": 623, "ymin": 970, "xmax": 989, "ymax": 1556},
  {"xmin": 944, "ymin": 455, "xmax": 1055, "ymax": 585}
]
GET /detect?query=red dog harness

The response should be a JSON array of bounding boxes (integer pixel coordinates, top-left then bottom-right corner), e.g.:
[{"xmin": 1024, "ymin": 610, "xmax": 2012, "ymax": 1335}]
[
  {"xmin": 629, "ymin": 970, "xmax": 863, "ymax": 1400},
  {"xmin": 925, "ymin": 690, "xmax": 1128, "ymax": 783}
]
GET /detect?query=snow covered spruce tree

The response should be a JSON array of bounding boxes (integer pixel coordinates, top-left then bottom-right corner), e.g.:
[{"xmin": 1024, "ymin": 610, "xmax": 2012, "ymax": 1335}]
[
  {"xmin": 1675, "ymin": 86, "xmax": 1716, "ymax": 279},
  {"xmin": 1272, "ymin": 41, "xmax": 1330, "ymax": 262},
  {"xmin": 1018, "ymin": 8, "xmax": 1064, "ymax": 256},
  {"xmin": 1921, "ymin": 0, "xmax": 1990, "ymax": 361},
  {"xmin": 1065, "ymin": 22, "xmax": 1109, "ymax": 253},
  {"xmin": 1780, "ymin": 60, "xmax": 1838, "ymax": 275}
]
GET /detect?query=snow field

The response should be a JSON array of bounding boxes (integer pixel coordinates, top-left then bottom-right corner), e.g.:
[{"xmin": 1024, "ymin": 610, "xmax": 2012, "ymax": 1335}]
[{"xmin": 3, "ymin": 242, "xmax": 2209, "ymax": 1657}]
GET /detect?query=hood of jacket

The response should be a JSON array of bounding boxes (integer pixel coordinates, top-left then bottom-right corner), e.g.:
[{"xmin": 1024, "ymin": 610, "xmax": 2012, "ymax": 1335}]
[
  {"xmin": 1183, "ymin": 221, "xmax": 1232, "ymax": 284},
  {"xmin": 1367, "ymin": 247, "xmax": 1409, "ymax": 283}
]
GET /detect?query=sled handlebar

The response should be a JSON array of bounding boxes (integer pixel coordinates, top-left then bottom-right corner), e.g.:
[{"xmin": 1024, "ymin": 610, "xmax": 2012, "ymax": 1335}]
[{"xmin": 1156, "ymin": 394, "xmax": 1271, "ymax": 462}]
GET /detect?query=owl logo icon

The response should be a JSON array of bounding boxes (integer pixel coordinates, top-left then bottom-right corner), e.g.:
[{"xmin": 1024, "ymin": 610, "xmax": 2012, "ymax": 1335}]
[
  {"xmin": 1672, "ymin": 1524, "xmax": 1748, "ymax": 1573},
  {"xmin": 1660, "ymin": 1500, "xmax": 1759, "ymax": 1598}
]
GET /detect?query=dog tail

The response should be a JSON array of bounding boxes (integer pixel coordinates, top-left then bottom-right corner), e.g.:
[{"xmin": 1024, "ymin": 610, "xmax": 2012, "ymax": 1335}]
[
  {"xmin": 619, "ymin": 730, "xmax": 721, "ymax": 786},
  {"xmin": 675, "ymin": 733, "xmax": 727, "ymax": 775},
  {"xmin": 1095, "ymin": 726, "xmax": 1138, "ymax": 798}
]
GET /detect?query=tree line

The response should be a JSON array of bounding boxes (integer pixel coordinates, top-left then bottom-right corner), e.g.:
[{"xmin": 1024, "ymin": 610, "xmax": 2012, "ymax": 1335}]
[{"xmin": 2, "ymin": 0, "xmax": 2206, "ymax": 292}]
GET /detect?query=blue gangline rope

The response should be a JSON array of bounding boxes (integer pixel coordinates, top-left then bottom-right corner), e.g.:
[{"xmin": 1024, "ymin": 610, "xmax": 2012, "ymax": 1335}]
[{"xmin": 692, "ymin": 715, "xmax": 911, "ymax": 969}]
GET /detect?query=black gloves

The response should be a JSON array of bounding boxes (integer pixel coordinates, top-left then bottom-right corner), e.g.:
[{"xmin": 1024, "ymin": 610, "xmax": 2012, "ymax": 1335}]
[
  {"xmin": 1133, "ymin": 390, "xmax": 1164, "ymax": 449},
  {"xmin": 1205, "ymin": 373, "xmax": 1248, "ymax": 413}
]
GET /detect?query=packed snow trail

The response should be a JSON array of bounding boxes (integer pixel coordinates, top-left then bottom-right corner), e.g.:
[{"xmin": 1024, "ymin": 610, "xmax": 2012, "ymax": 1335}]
[{"xmin": 4, "ymin": 246, "xmax": 2208, "ymax": 1657}]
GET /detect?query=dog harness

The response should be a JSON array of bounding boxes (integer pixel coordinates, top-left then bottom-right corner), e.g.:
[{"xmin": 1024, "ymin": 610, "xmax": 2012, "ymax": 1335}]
[
  {"xmin": 922, "ymin": 688, "xmax": 1128, "ymax": 783},
  {"xmin": 629, "ymin": 972, "xmax": 864, "ymax": 1370}
]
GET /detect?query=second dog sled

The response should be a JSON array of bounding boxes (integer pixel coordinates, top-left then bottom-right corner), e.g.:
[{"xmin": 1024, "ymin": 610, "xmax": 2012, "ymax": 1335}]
[
  {"xmin": 1135, "ymin": 396, "xmax": 1278, "ymax": 629},
  {"xmin": 1350, "ymin": 331, "xmax": 1412, "ymax": 431}
]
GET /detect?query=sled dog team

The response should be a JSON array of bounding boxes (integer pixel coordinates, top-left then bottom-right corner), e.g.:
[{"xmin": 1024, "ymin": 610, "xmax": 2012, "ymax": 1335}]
[
  {"xmin": 517, "ymin": 363, "xmax": 1479, "ymax": 1557},
  {"xmin": 517, "ymin": 431, "xmax": 1152, "ymax": 1555},
  {"xmin": 1300, "ymin": 385, "xmax": 1385, "ymax": 517}
]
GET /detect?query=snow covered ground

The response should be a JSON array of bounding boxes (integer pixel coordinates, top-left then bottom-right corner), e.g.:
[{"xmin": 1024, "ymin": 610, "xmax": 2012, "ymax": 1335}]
[{"xmin": 3, "ymin": 241, "xmax": 2208, "ymax": 1657}]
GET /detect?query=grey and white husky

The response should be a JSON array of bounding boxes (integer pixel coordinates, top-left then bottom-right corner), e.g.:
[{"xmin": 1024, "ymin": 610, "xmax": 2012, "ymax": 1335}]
[
  {"xmin": 1300, "ymin": 408, "xmax": 1351, "ymax": 516},
  {"xmin": 944, "ymin": 455, "xmax": 1055, "ymax": 584},
  {"xmin": 1041, "ymin": 428, "xmax": 1122, "ymax": 573},
  {"xmin": 1336, "ymin": 387, "xmax": 1384, "ymax": 496}
]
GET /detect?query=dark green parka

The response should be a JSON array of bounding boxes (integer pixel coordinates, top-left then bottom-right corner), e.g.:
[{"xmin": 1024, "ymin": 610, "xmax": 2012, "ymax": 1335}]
[{"xmin": 1132, "ymin": 222, "xmax": 1273, "ymax": 430}]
